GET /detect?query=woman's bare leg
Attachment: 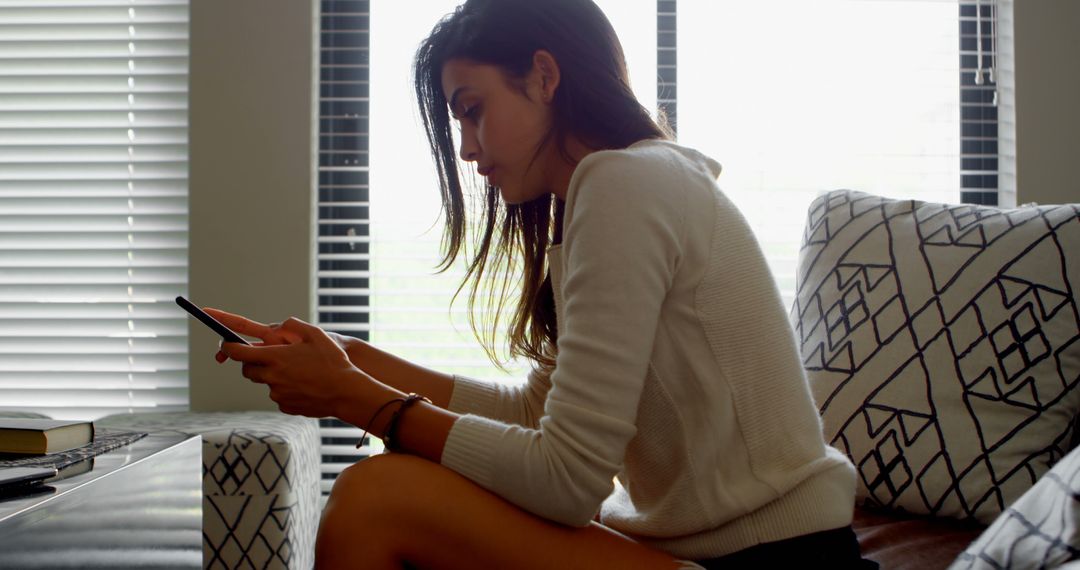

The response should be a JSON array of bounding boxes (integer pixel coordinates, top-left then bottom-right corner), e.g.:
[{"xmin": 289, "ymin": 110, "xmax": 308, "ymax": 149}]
[{"xmin": 316, "ymin": 453, "xmax": 683, "ymax": 570}]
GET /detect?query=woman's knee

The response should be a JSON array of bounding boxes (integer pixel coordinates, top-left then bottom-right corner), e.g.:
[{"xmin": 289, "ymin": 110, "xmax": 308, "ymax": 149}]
[
  {"xmin": 318, "ymin": 456, "xmax": 417, "ymax": 566},
  {"xmin": 333, "ymin": 453, "xmax": 427, "ymax": 493},
  {"xmin": 325, "ymin": 453, "xmax": 433, "ymax": 518}
]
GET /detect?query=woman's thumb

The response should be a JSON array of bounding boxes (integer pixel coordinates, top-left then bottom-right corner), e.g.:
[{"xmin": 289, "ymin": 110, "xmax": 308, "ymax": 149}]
[{"xmin": 280, "ymin": 316, "xmax": 317, "ymax": 340}]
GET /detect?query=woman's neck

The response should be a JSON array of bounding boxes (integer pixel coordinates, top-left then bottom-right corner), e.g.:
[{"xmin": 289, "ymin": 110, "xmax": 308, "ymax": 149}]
[{"xmin": 549, "ymin": 135, "xmax": 595, "ymax": 202}]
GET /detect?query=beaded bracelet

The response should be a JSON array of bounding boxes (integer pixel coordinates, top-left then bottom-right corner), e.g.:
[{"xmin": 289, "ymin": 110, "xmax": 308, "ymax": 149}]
[{"xmin": 356, "ymin": 392, "xmax": 432, "ymax": 453}]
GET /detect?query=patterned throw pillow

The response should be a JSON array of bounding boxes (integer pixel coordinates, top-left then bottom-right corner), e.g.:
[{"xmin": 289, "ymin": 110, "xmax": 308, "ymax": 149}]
[
  {"xmin": 950, "ymin": 443, "xmax": 1080, "ymax": 569},
  {"xmin": 791, "ymin": 190, "xmax": 1080, "ymax": 523}
]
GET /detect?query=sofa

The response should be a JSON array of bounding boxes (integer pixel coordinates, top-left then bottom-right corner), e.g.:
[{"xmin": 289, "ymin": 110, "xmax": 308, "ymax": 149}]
[{"xmin": 791, "ymin": 190, "xmax": 1080, "ymax": 568}]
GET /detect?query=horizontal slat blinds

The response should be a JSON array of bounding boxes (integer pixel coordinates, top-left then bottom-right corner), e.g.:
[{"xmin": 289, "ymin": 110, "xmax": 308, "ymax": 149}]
[
  {"xmin": 0, "ymin": 0, "xmax": 189, "ymax": 420},
  {"xmin": 678, "ymin": 0, "xmax": 962, "ymax": 307},
  {"xmin": 657, "ymin": 0, "xmax": 676, "ymax": 134},
  {"xmin": 317, "ymin": 0, "xmax": 375, "ymax": 497},
  {"xmin": 959, "ymin": 1, "xmax": 1000, "ymax": 206}
]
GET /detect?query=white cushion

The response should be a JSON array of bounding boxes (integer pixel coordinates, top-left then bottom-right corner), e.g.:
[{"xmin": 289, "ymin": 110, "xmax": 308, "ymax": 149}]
[
  {"xmin": 97, "ymin": 411, "xmax": 321, "ymax": 570},
  {"xmin": 792, "ymin": 190, "xmax": 1080, "ymax": 523},
  {"xmin": 950, "ymin": 443, "xmax": 1080, "ymax": 568}
]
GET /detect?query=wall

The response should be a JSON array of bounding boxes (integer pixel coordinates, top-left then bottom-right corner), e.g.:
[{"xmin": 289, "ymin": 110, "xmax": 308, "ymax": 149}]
[
  {"xmin": 188, "ymin": 0, "xmax": 319, "ymax": 411},
  {"xmin": 1008, "ymin": 0, "xmax": 1080, "ymax": 206}
]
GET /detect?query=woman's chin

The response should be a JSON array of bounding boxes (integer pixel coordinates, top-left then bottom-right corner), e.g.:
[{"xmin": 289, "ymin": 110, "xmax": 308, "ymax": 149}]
[
  {"xmin": 498, "ymin": 186, "xmax": 523, "ymax": 204},
  {"xmin": 498, "ymin": 185, "xmax": 547, "ymax": 205}
]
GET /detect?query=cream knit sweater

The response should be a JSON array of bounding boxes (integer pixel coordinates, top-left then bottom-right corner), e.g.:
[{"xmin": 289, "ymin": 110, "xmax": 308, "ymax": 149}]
[{"xmin": 440, "ymin": 140, "xmax": 856, "ymax": 559}]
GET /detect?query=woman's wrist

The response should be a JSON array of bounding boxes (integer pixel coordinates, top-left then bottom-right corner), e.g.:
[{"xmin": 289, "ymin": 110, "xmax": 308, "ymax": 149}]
[
  {"xmin": 332, "ymin": 368, "xmax": 403, "ymax": 431},
  {"xmin": 331, "ymin": 366, "xmax": 456, "ymax": 462},
  {"xmin": 327, "ymin": 331, "xmax": 364, "ymax": 362}
]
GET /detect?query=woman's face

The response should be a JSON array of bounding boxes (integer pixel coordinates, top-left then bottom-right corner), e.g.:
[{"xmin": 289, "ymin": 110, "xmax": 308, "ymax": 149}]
[{"xmin": 441, "ymin": 58, "xmax": 558, "ymax": 204}]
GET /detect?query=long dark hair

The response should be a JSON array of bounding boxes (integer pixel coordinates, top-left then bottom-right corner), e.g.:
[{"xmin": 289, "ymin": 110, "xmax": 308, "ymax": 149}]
[{"xmin": 414, "ymin": 0, "xmax": 672, "ymax": 369}]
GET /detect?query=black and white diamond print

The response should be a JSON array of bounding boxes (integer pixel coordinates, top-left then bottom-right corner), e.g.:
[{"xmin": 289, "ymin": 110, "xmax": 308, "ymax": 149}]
[
  {"xmin": 950, "ymin": 443, "xmax": 1080, "ymax": 569},
  {"xmin": 792, "ymin": 190, "xmax": 1080, "ymax": 523},
  {"xmin": 98, "ymin": 411, "xmax": 321, "ymax": 570}
]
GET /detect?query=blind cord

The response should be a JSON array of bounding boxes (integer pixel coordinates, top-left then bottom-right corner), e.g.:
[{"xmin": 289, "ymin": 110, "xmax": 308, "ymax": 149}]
[
  {"xmin": 975, "ymin": 0, "xmax": 985, "ymax": 85},
  {"xmin": 990, "ymin": 0, "xmax": 999, "ymax": 106}
]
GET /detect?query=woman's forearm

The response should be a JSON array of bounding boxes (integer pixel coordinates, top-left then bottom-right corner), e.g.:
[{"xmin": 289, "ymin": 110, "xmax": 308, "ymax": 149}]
[
  {"xmin": 332, "ymin": 372, "xmax": 456, "ymax": 464},
  {"xmin": 333, "ymin": 334, "xmax": 455, "ymax": 409}
]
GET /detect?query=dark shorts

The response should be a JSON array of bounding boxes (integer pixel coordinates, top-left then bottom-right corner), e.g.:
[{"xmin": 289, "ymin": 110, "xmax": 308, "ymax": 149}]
[{"xmin": 694, "ymin": 526, "xmax": 878, "ymax": 570}]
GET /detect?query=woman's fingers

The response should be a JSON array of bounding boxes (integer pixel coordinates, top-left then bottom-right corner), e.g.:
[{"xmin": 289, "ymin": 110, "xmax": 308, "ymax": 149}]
[
  {"xmin": 220, "ymin": 341, "xmax": 279, "ymax": 365},
  {"xmin": 279, "ymin": 317, "xmax": 345, "ymax": 353},
  {"xmin": 221, "ymin": 341, "xmax": 312, "ymax": 366},
  {"xmin": 204, "ymin": 308, "xmax": 304, "ymax": 346},
  {"xmin": 241, "ymin": 362, "xmax": 268, "ymax": 384},
  {"xmin": 279, "ymin": 316, "xmax": 317, "ymax": 340},
  {"xmin": 204, "ymin": 308, "xmax": 273, "ymax": 338}
]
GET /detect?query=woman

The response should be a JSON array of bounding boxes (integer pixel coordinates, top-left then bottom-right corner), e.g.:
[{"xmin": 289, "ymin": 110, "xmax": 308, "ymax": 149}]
[{"xmin": 212, "ymin": 0, "xmax": 872, "ymax": 567}]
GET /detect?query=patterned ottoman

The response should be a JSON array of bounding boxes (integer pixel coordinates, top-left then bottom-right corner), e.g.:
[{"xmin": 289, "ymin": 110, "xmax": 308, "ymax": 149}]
[{"xmin": 97, "ymin": 411, "xmax": 321, "ymax": 570}]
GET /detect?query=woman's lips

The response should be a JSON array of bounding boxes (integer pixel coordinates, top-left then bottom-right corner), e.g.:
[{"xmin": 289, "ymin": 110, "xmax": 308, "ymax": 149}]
[{"xmin": 478, "ymin": 166, "xmax": 497, "ymax": 185}]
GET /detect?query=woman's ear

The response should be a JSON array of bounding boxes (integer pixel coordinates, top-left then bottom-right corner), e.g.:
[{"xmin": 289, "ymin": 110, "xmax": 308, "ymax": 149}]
[{"xmin": 531, "ymin": 50, "xmax": 561, "ymax": 103}]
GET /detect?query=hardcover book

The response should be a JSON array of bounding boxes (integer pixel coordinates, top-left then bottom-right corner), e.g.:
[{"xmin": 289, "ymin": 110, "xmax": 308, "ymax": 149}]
[{"xmin": 0, "ymin": 419, "xmax": 95, "ymax": 455}]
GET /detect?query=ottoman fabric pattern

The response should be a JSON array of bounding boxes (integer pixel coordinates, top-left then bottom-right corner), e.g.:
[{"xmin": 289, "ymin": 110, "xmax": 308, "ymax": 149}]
[{"xmin": 98, "ymin": 411, "xmax": 321, "ymax": 570}]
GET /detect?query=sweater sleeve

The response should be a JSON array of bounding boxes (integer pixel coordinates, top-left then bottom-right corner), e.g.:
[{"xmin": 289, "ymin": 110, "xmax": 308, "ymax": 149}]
[
  {"xmin": 447, "ymin": 368, "xmax": 552, "ymax": 429},
  {"xmin": 440, "ymin": 150, "xmax": 685, "ymax": 526}
]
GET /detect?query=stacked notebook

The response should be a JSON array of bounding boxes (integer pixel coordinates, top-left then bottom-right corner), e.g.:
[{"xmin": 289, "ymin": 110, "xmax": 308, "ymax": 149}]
[
  {"xmin": 0, "ymin": 419, "xmax": 94, "ymax": 455},
  {"xmin": 0, "ymin": 418, "xmax": 147, "ymax": 495}
]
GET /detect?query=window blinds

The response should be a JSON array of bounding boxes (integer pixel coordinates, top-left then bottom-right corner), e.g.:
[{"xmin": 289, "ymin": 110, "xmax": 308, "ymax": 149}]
[
  {"xmin": 0, "ymin": 0, "xmax": 189, "ymax": 420},
  {"xmin": 657, "ymin": 0, "xmax": 676, "ymax": 135},
  {"xmin": 317, "ymin": 0, "xmax": 375, "ymax": 496},
  {"xmin": 959, "ymin": 1, "xmax": 1000, "ymax": 206}
]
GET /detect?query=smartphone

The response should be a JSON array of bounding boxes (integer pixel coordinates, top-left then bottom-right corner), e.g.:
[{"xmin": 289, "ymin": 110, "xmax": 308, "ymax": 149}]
[{"xmin": 175, "ymin": 296, "xmax": 251, "ymax": 345}]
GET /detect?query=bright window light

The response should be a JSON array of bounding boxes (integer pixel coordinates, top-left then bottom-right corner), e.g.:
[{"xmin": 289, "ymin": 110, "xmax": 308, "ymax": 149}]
[{"xmin": 679, "ymin": 0, "xmax": 961, "ymax": 303}]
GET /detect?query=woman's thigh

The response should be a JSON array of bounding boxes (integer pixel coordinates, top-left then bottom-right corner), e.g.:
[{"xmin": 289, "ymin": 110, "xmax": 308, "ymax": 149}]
[{"xmin": 317, "ymin": 453, "xmax": 681, "ymax": 570}]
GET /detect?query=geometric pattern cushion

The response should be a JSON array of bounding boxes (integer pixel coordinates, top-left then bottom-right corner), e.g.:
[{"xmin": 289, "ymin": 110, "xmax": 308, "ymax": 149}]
[
  {"xmin": 949, "ymin": 443, "xmax": 1080, "ymax": 568},
  {"xmin": 97, "ymin": 411, "xmax": 321, "ymax": 570},
  {"xmin": 792, "ymin": 190, "xmax": 1080, "ymax": 524}
]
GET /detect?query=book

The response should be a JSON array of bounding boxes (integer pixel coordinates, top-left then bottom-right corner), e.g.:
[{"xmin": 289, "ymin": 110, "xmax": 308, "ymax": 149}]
[
  {"xmin": 54, "ymin": 457, "xmax": 94, "ymax": 480},
  {"xmin": 0, "ymin": 419, "xmax": 95, "ymax": 455}
]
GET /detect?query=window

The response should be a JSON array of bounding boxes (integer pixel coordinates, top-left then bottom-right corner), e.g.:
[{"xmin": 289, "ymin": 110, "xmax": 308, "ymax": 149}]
[
  {"xmin": 365, "ymin": 0, "xmax": 654, "ymax": 380},
  {"xmin": 658, "ymin": 0, "xmax": 677, "ymax": 134},
  {"xmin": 0, "ymin": 0, "xmax": 190, "ymax": 420},
  {"xmin": 314, "ymin": 0, "xmax": 1001, "ymax": 497},
  {"xmin": 317, "ymin": 0, "xmax": 373, "ymax": 495},
  {"xmin": 678, "ymin": 0, "xmax": 967, "ymax": 304},
  {"xmin": 315, "ymin": 0, "xmax": 656, "ymax": 497},
  {"xmin": 959, "ymin": 1, "xmax": 1001, "ymax": 206}
]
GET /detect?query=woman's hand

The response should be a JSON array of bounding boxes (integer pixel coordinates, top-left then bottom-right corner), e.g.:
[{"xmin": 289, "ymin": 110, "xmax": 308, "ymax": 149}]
[
  {"xmin": 205, "ymin": 308, "xmax": 359, "ymax": 363},
  {"xmin": 217, "ymin": 316, "xmax": 368, "ymax": 418},
  {"xmin": 205, "ymin": 307, "xmax": 457, "ymax": 412}
]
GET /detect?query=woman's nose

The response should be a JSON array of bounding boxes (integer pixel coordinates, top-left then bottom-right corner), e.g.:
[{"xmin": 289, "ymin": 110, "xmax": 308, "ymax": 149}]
[{"xmin": 458, "ymin": 129, "xmax": 479, "ymax": 162}]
